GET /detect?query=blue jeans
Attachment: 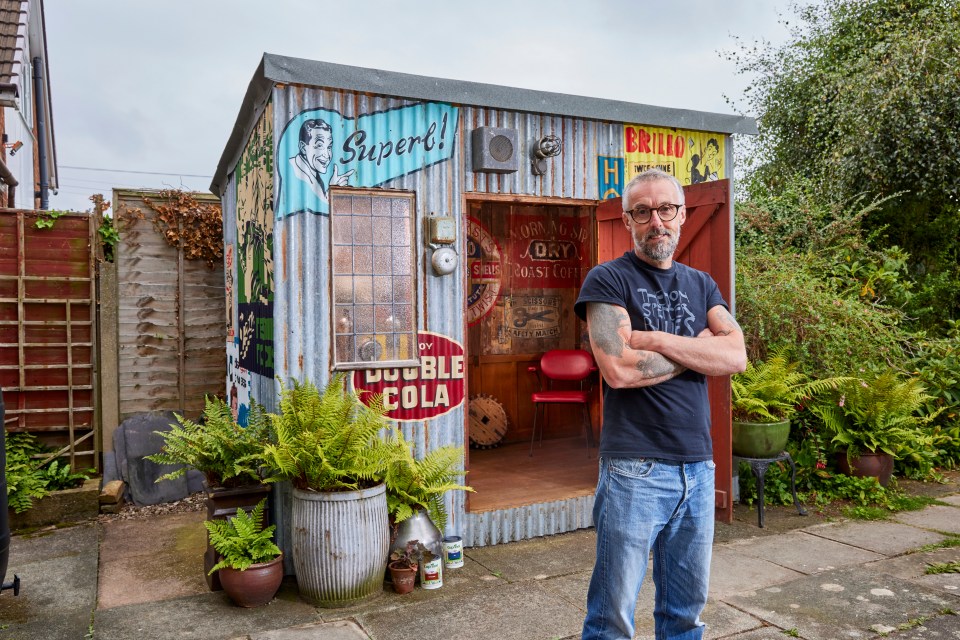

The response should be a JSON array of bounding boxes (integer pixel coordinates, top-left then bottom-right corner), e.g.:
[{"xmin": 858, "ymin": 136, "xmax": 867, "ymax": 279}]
[{"xmin": 582, "ymin": 457, "xmax": 715, "ymax": 640}]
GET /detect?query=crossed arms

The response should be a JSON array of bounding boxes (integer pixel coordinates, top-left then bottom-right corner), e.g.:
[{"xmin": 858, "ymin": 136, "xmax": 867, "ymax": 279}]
[{"xmin": 586, "ymin": 302, "xmax": 747, "ymax": 389}]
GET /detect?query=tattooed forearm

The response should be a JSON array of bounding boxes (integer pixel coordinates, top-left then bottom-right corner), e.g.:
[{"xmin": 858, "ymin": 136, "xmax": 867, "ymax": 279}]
[
  {"xmin": 587, "ymin": 304, "xmax": 629, "ymax": 357},
  {"xmin": 712, "ymin": 307, "xmax": 742, "ymax": 336},
  {"xmin": 636, "ymin": 351, "xmax": 685, "ymax": 378}
]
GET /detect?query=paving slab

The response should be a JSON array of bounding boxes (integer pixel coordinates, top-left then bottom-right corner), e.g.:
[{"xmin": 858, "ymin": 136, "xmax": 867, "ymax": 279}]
[
  {"xmin": 98, "ymin": 510, "xmax": 209, "ymax": 608},
  {"xmin": 244, "ymin": 620, "xmax": 371, "ymax": 640},
  {"xmin": 710, "ymin": 545, "xmax": 806, "ymax": 598},
  {"xmin": 462, "ymin": 528, "xmax": 598, "ymax": 582},
  {"xmin": 725, "ymin": 566, "xmax": 957, "ymax": 640},
  {"xmin": 802, "ymin": 520, "xmax": 947, "ymax": 556},
  {"xmin": 940, "ymin": 495, "xmax": 960, "ymax": 507},
  {"xmin": 354, "ymin": 581, "xmax": 585, "ymax": 640},
  {"xmin": 0, "ymin": 524, "xmax": 98, "ymax": 640},
  {"xmin": 862, "ymin": 545, "xmax": 960, "ymax": 600},
  {"xmin": 894, "ymin": 505, "xmax": 960, "ymax": 535},
  {"xmin": 92, "ymin": 583, "xmax": 321, "ymax": 640},
  {"xmin": 723, "ymin": 530, "xmax": 884, "ymax": 574}
]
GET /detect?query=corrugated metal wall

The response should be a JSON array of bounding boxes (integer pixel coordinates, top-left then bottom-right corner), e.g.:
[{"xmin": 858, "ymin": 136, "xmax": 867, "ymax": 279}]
[
  {"xmin": 113, "ymin": 190, "xmax": 226, "ymax": 420},
  {"xmin": 225, "ymin": 85, "xmax": 630, "ymax": 546}
]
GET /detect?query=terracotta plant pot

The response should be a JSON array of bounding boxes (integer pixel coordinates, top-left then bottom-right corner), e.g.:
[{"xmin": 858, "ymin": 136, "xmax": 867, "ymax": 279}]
[
  {"xmin": 836, "ymin": 450, "xmax": 894, "ymax": 487},
  {"xmin": 204, "ymin": 483, "xmax": 271, "ymax": 591},
  {"xmin": 388, "ymin": 561, "xmax": 418, "ymax": 594},
  {"xmin": 732, "ymin": 420, "xmax": 791, "ymax": 458},
  {"xmin": 218, "ymin": 553, "xmax": 284, "ymax": 608}
]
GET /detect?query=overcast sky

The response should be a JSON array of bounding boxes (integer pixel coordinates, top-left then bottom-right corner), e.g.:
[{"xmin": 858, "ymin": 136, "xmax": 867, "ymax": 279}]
[{"xmin": 43, "ymin": 0, "xmax": 802, "ymax": 213}]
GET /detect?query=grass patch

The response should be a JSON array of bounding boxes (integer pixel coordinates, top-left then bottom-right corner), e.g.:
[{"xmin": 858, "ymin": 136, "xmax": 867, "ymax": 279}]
[
  {"xmin": 843, "ymin": 505, "xmax": 890, "ymax": 520},
  {"xmin": 925, "ymin": 561, "xmax": 960, "ymax": 575},
  {"xmin": 887, "ymin": 494, "xmax": 941, "ymax": 511},
  {"xmin": 915, "ymin": 535, "xmax": 960, "ymax": 554}
]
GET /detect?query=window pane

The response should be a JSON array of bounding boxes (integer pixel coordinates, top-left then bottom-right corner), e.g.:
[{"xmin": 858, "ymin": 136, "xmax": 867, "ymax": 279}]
[
  {"xmin": 334, "ymin": 306, "xmax": 353, "ymax": 335},
  {"xmin": 335, "ymin": 335, "xmax": 355, "ymax": 361},
  {"xmin": 393, "ymin": 277, "xmax": 412, "ymax": 303},
  {"xmin": 355, "ymin": 305, "xmax": 374, "ymax": 333},
  {"xmin": 333, "ymin": 246, "xmax": 353, "ymax": 272},
  {"xmin": 372, "ymin": 197, "xmax": 391, "ymax": 216},
  {"xmin": 354, "ymin": 246, "xmax": 373, "ymax": 275},
  {"xmin": 373, "ymin": 246, "xmax": 392, "ymax": 274},
  {"xmin": 375, "ymin": 306, "xmax": 396, "ymax": 333},
  {"xmin": 352, "ymin": 196, "xmax": 372, "ymax": 215},
  {"xmin": 392, "ymin": 248, "xmax": 412, "ymax": 276},
  {"xmin": 373, "ymin": 220, "xmax": 391, "ymax": 245},
  {"xmin": 334, "ymin": 276, "xmax": 354, "ymax": 304},
  {"xmin": 374, "ymin": 276, "xmax": 393, "ymax": 303},
  {"xmin": 397, "ymin": 333, "xmax": 415, "ymax": 360},
  {"xmin": 332, "ymin": 216, "xmax": 352, "ymax": 244},
  {"xmin": 353, "ymin": 216, "xmax": 372, "ymax": 244},
  {"xmin": 391, "ymin": 197, "xmax": 409, "ymax": 218},
  {"xmin": 331, "ymin": 196, "xmax": 352, "ymax": 215},
  {"xmin": 393, "ymin": 304, "xmax": 412, "ymax": 331},
  {"xmin": 354, "ymin": 276, "xmax": 373, "ymax": 303},
  {"xmin": 391, "ymin": 217, "xmax": 410, "ymax": 246}
]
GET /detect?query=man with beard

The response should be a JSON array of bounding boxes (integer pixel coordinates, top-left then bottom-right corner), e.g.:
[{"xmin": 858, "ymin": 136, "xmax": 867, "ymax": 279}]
[
  {"xmin": 575, "ymin": 169, "xmax": 746, "ymax": 640},
  {"xmin": 290, "ymin": 118, "xmax": 354, "ymax": 204}
]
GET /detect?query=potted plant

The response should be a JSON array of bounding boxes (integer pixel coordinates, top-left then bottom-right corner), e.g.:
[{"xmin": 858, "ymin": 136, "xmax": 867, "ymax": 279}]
[
  {"xmin": 811, "ymin": 370, "xmax": 943, "ymax": 486},
  {"xmin": 387, "ymin": 539, "xmax": 430, "ymax": 594},
  {"xmin": 732, "ymin": 348, "xmax": 852, "ymax": 458},
  {"xmin": 147, "ymin": 396, "xmax": 273, "ymax": 589},
  {"xmin": 384, "ymin": 429, "xmax": 473, "ymax": 532},
  {"xmin": 261, "ymin": 374, "xmax": 398, "ymax": 608},
  {"xmin": 203, "ymin": 498, "xmax": 283, "ymax": 607}
]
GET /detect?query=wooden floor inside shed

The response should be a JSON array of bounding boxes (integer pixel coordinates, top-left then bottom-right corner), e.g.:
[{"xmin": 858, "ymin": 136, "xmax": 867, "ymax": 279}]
[{"xmin": 466, "ymin": 436, "xmax": 599, "ymax": 513}]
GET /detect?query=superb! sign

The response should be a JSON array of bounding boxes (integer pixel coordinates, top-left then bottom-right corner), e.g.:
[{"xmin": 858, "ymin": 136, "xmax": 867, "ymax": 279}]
[{"xmin": 352, "ymin": 332, "xmax": 465, "ymax": 422}]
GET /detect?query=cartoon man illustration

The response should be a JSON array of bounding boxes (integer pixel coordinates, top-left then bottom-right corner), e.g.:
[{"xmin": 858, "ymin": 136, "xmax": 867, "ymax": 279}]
[
  {"xmin": 690, "ymin": 138, "xmax": 722, "ymax": 184},
  {"xmin": 289, "ymin": 118, "xmax": 355, "ymax": 204}
]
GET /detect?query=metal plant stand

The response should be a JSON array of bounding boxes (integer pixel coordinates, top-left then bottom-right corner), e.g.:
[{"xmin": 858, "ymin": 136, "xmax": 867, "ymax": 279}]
[{"xmin": 735, "ymin": 451, "xmax": 808, "ymax": 528}]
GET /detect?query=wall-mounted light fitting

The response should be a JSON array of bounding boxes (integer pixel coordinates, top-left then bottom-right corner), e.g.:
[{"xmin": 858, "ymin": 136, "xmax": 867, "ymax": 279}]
[
  {"xmin": 4, "ymin": 140, "xmax": 23, "ymax": 156},
  {"xmin": 531, "ymin": 135, "xmax": 562, "ymax": 176}
]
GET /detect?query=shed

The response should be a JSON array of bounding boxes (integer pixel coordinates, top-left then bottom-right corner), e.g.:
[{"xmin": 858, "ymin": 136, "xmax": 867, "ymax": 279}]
[{"xmin": 212, "ymin": 53, "xmax": 757, "ymax": 547}]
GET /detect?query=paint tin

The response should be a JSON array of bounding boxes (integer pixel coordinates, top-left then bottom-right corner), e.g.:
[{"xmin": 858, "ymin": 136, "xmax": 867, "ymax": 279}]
[
  {"xmin": 443, "ymin": 536, "xmax": 464, "ymax": 568},
  {"xmin": 420, "ymin": 555, "xmax": 443, "ymax": 589}
]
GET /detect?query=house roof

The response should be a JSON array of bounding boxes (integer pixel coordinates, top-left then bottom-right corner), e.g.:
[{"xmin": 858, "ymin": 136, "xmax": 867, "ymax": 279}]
[
  {"xmin": 0, "ymin": 0, "xmax": 25, "ymax": 94},
  {"xmin": 212, "ymin": 53, "xmax": 758, "ymax": 196}
]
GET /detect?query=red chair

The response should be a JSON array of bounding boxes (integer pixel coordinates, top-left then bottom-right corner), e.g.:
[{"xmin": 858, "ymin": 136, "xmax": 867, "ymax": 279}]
[{"xmin": 528, "ymin": 349, "xmax": 597, "ymax": 456}]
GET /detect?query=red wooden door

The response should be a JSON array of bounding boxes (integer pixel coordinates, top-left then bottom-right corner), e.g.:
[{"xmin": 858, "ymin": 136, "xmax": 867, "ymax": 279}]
[{"xmin": 595, "ymin": 180, "xmax": 734, "ymax": 522}]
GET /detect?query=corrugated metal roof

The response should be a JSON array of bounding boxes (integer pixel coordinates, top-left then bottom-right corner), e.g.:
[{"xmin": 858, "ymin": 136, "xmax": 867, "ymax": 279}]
[
  {"xmin": 211, "ymin": 53, "xmax": 757, "ymax": 196},
  {"xmin": 0, "ymin": 0, "xmax": 25, "ymax": 90}
]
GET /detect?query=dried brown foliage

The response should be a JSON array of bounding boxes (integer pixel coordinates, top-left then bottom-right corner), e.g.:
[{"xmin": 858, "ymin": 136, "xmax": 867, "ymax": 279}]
[{"xmin": 141, "ymin": 189, "xmax": 223, "ymax": 268}]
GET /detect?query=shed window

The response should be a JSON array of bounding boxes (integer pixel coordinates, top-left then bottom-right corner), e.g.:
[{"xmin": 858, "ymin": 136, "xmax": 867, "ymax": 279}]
[{"xmin": 330, "ymin": 189, "xmax": 419, "ymax": 370}]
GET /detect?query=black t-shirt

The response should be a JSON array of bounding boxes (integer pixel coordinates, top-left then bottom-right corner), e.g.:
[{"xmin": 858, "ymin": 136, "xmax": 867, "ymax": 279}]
[{"xmin": 574, "ymin": 251, "xmax": 728, "ymax": 461}]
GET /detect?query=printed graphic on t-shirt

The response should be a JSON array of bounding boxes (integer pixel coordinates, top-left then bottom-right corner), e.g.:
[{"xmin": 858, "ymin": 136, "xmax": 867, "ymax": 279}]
[{"xmin": 637, "ymin": 288, "xmax": 696, "ymax": 335}]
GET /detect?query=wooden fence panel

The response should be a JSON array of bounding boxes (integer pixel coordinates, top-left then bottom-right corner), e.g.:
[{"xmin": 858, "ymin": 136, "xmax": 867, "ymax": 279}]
[
  {"xmin": 0, "ymin": 209, "xmax": 98, "ymax": 471},
  {"xmin": 113, "ymin": 190, "xmax": 225, "ymax": 421}
]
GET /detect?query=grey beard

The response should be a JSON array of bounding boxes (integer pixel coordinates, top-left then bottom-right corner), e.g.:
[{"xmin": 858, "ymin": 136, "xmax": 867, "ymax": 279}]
[{"xmin": 640, "ymin": 230, "xmax": 680, "ymax": 262}]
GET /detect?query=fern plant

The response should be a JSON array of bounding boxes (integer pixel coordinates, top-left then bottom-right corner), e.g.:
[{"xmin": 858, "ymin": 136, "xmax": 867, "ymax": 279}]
[
  {"xmin": 732, "ymin": 347, "xmax": 853, "ymax": 423},
  {"xmin": 812, "ymin": 370, "xmax": 944, "ymax": 459},
  {"xmin": 383, "ymin": 430, "xmax": 473, "ymax": 531},
  {"xmin": 203, "ymin": 498, "xmax": 281, "ymax": 573},
  {"xmin": 147, "ymin": 396, "xmax": 272, "ymax": 489},
  {"xmin": 4, "ymin": 433, "xmax": 93, "ymax": 513},
  {"xmin": 261, "ymin": 374, "xmax": 396, "ymax": 492}
]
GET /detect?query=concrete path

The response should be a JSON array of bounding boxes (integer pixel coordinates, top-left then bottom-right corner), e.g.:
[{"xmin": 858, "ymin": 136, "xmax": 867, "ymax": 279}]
[{"xmin": 2, "ymin": 491, "xmax": 959, "ymax": 639}]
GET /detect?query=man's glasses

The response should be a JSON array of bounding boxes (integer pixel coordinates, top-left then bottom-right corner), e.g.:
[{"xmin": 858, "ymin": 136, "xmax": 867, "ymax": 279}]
[{"xmin": 625, "ymin": 203, "xmax": 683, "ymax": 224}]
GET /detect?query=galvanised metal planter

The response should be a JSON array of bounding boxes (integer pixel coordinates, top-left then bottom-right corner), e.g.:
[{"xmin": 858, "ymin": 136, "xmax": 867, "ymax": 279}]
[{"xmin": 291, "ymin": 483, "xmax": 389, "ymax": 607}]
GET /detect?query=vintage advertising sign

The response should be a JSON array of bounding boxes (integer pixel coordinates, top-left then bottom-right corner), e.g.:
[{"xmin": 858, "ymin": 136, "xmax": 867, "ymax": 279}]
[
  {"xmin": 227, "ymin": 338, "xmax": 252, "ymax": 427},
  {"xmin": 598, "ymin": 126, "xmax": 726, "ymax": 199},
  {"xmin": 352, "ymin": 331, "xmax": 465, "ymax": 422},
  {"xmin": 508, "ymin": 214, "xmax": 586, "ymax": 288},
  {"xmin": 506, "ymin": 295, "xmax": 561, "ymax": 339},
  {"xmin": 276, "ymin": 101, "xmax": 459, "ymax": 218},
  {"xmin": 466, "ymin": 217, "xmax": 502, "ymax": 326}
]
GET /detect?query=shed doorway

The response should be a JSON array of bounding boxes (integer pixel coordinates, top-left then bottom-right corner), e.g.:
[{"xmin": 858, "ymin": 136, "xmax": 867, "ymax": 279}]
[{"xmin": 464, "ymin": 197, "xmax": 599, "ymax": 513}]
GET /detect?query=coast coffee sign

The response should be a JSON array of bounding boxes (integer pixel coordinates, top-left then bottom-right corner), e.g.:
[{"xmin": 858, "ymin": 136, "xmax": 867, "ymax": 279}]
[{"xmin": 352, "ymin": 331, "xmax": 465, "ymax": 422}]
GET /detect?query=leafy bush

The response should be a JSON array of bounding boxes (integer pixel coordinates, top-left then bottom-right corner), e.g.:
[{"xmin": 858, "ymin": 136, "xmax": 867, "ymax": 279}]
[{"xmin": 5, "ymin": 433, "xmax": 93, "ymax": 513}]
